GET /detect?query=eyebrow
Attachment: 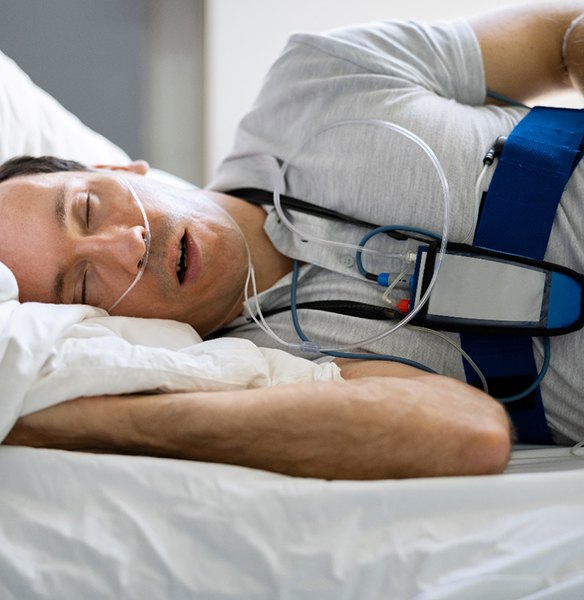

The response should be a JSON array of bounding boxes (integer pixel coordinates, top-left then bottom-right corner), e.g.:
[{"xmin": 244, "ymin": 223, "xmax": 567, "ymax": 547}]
[
  {"xmin": 55, "ymin": 184, "xmax": 66, "ymax": 229},
  {"xmin": 53, "ymin": 184, "xmax": 67, "ymax": 303}
]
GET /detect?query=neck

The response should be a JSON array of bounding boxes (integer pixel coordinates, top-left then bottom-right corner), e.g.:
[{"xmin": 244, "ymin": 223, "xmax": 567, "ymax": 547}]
[{"xmin": 205, "ymin": 190, "xmax": 294, "ymax": 294}]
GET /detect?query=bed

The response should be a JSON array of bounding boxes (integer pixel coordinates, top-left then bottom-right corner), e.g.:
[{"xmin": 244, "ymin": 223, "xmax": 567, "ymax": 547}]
[{"xmin": 1, "ymin": 47, "xmax": 584, "ymax": 600}]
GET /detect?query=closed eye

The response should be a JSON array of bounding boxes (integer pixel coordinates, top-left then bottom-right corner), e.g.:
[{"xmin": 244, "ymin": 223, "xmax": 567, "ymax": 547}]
[
  {"xmin": 85, "ymin": 192, "xmax": 91, "ymax": 228},
  {"xmin": 81, "ymin": 270, "xmax": 88, "ymax": 304}
]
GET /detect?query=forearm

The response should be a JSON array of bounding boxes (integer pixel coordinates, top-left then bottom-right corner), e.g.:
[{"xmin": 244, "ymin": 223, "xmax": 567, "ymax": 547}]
[{"xmin": 4, "ymin": 374, "xmax": 511, "ymax": 480}]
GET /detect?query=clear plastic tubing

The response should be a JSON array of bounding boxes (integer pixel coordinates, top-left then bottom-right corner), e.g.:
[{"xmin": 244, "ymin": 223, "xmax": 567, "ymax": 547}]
[
  {"xmin": 272, "ymin": 119, "xmax": 451, "ymax": 352},
  {"xmin": 107, "ymin": 176, "xmax": 152, "ymax": 313}
]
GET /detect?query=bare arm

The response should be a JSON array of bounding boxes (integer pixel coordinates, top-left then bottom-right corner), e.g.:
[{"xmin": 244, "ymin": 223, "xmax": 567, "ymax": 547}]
[
  {"xmin": 4, "ymin": 361, "xmax": 511, "ymax": 480},
  {"xmin": 469, "ymin": 2, "xmax": 584, "ymax": 103}
]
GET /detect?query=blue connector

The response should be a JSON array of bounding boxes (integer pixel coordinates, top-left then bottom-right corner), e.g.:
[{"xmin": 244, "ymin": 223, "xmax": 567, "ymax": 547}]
[{"xmin": 377, "ymin": 273, "xmax": 390, "ymax": 287}]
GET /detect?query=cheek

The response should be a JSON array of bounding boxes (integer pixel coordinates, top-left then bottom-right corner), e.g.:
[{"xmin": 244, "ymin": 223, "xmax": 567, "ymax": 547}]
[
  {"xmin": 1, "ymin": 236, "xmax": 55, "ymax": 302},
  {"xmin": 108, "ymin": 269, "xmax": 173, "ymax": 316},
  {"xmin": 108, "ymin": 288, "xmax": 177, "ymax": 321},
  {"xmin": 131, "ymin": 180, "xmax": 191, "ymax": 217}
]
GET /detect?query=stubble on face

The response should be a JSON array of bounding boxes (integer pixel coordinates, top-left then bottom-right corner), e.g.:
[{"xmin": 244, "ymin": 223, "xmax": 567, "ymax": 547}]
[{"xmin": 110, "ymin": 179, "xmax": 251, "ymax": 333}]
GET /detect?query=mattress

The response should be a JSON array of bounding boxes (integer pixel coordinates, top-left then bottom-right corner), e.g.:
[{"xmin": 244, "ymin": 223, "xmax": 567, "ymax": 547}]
[{"xmin": 2, "ymin": 444, "xmax": 584, "ymax": 600}]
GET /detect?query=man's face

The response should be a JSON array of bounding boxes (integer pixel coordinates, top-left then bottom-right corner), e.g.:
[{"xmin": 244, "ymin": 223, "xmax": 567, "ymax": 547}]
[{"xmin": 0, "ymin": 169, "xmax": 249, "ymax": 335}]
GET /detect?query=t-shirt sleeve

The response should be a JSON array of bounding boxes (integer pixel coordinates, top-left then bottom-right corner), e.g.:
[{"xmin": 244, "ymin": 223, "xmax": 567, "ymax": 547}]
[
  {"xmin": 292, "ymin": 18, "xmax": 486, "ymax": 106},
  {"xmin": 208, "ymin": 17, "xmax": 494, "ymax": 195}
]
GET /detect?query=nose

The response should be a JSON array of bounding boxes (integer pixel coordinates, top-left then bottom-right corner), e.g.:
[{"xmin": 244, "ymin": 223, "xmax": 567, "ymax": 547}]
[{"xmin": 80, "ymin": 225, "xmax": 148, "ymax": 275}]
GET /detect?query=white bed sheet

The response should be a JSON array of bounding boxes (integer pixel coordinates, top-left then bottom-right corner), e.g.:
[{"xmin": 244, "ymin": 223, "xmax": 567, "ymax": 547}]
[{"xmin": 2, "ymin": 445, "xmax": 584, "ymax": 600}]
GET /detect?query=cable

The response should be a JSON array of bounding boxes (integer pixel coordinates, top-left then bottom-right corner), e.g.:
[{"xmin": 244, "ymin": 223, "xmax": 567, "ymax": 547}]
[
  {"xmin": 355, "ymin": 224, "xmax": 441, "ymax": 279},
  {"xmin": 243, "ymin": 119, "xmax": 553, "ymax": 403},
  {"xmin": 236, "ymin": 118, "xmax": 451, "ymax": 354},
  {"xmin": 270, "ymin": 119, "xmax": 451, "ymax": 352},
  {"xmin": 243, "ymin": 261, "xmax": 291, "ymax": 349},
  {"xmin": 461, "ymin": 163, "xmax": 490, "ymax": 244},
  {"xmin": 273, "ymin": 119, "xmax": 450, "ymax": 264},
  {"xmin": 408, "ymin": 326, "xmax": 489, "ymax": 393},
  {"xmin": 320, "ymin": 350, "xmax": 437, "ymax": 373},
  {"xmin": 255, "ymin": 258, "xmax": 551, "ymax": 405},
  {"xmin": 382, "ymin": 264, "xmax": 410, "ymax": 309},
  {"xmin": 486, "ymin": 89, "xmax": 530, "ymax": 109},
  {"xmin": 289, "ymin": 260, "xmax": 437, "ymax": 373},
  {"xmin": 495, "ymin": 337, "xmax": 551, "ymax": 404},
  {"xmin": 209, "ymin": 201, "xmax": 292, "ymax": 348}
]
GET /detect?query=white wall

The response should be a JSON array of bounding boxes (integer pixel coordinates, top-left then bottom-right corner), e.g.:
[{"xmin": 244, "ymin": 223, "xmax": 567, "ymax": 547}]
[
  {"xmin": 148, "ymin": 0, "xmax": 205, "ymax": 184},
  {"xmin": 204, "ymin": 0, "xmax": 555, "ymax": 184}
]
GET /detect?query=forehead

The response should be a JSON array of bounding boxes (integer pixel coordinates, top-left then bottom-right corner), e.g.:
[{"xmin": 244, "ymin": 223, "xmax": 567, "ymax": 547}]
[
  {"xmin": 0, "ymin": 170, "xmax": 86, "ymax": 202},
  {"xmin": 0, "ymin": 173, "xmax": 68, "ymax": 302},
  {"xmin": 0, "ymin": 172, "xmax": 63, "ymax": 219},
  {"xmin": 0, "ymin": 169, "xmax": 148, "ymax": 211},
  {"xmin": 0, "ymin": 172, "xmax": 95, "ymax": 246}
]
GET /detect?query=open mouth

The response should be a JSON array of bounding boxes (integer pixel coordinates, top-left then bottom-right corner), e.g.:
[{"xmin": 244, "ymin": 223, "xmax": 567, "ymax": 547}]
[{"xmin": 176, "ymin": 233, "xmax": 188, "ymax": 284}]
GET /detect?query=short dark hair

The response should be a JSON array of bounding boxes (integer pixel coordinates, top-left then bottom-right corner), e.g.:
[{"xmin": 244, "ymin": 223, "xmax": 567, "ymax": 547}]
[{"xmin": 0, "ymin": 155, "xmax": 88, "ymax": 184}]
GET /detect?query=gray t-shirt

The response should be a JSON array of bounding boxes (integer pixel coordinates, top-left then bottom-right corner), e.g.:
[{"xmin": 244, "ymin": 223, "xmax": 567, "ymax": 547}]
[{"xmin": 208, "ymin": 19, "xmax": 584, "ymax": 443}]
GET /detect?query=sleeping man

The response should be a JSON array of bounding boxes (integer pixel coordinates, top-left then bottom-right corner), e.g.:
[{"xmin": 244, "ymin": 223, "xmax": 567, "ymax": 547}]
[{"xmin": 3, "ymin": 3, "xmax": 584, "ymax": 479}]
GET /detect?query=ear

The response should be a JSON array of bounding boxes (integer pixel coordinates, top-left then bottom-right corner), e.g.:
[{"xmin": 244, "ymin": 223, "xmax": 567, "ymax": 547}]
[{"xmin": 93, "ymin": 159, "xmax": 149, "ymax": 176}]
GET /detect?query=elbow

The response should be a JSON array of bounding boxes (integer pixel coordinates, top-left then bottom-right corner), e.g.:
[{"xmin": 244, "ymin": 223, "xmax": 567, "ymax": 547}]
[{"xmin": 465, "ymin": 405, "xmax": 513, "ymax": 475}]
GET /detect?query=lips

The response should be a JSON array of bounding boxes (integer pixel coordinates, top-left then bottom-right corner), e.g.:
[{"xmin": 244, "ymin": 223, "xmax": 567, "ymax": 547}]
[
  {"xmin": 183, "ymin": 230, "xmax": 200, "ymax": 284},
  {"xmin": 174, "ymin": 229, "xmax": 200, "ymax": 286},
  {"xmin": 176, "ymin": 233, "xmax": 188, "ymax": 283}
]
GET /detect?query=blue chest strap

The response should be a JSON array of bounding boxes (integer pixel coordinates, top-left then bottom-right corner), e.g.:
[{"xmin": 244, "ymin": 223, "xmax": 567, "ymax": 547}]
[{"xmin": 461, "ymin": 106, "xmax": 584, "ymax": 444}]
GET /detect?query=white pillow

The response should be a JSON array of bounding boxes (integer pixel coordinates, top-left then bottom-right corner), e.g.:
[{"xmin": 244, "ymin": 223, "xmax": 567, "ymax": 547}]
[
  {"xmin": 0, "ymin": 50, "xmax": 130, "ymax": 165},
  {"xmin": 0, "ymin": 48, "xmax": 196, "ymax": 191}
]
